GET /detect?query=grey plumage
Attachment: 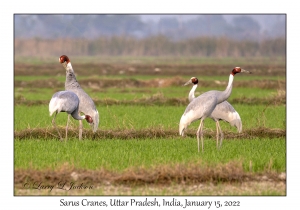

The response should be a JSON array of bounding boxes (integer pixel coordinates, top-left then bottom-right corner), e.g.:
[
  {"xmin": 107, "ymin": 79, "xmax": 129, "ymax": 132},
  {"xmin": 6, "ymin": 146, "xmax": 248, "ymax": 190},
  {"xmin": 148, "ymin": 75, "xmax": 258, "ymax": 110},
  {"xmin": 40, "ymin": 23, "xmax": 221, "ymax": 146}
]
[
  {"xmin": 179, "ymin": 67, "xmax": 251, "ymax": 152},
  {"xmin": 210, "ymin": 101, "xmax": 242, "ymax": 133},
  {"xmin": 49, "ymin": 91, "xmax": 93, "ymax": 140},
  {"xmin": 59, "ymin": 55, "xmax": 99, "ymax": 140},
  {"xmin": 184, "ymin": 77, "xmax": 242, "ymax": 149}
]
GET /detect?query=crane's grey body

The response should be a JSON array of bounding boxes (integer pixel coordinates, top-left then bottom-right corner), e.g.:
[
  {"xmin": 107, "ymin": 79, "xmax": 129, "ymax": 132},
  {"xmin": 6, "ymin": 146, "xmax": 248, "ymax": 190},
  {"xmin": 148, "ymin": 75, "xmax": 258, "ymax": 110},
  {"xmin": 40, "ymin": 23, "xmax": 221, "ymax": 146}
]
[
  {"xmin": 185, "ymin": 79, "xmax": 242, "ymax": 149},
  {"xmin": 209, "ymin": 101, "xmax": 242, "ymax": 133},
  {"xmin": 180, "ymin": 90, "xmax": 221, "ymax": 130},
  {"xmin": 49, "ymin": 91, "xmax": 89, "ymax": 140},
  {"xmin": 187, "ymin": 80, "xmax": 242, "ymax": 134},
  {"xmin": 49, "ymin": 91, "xmax": 82, "ymax": 119},
  {"xmin": 60, "ymin": 55, "xmax": 99, "ymax": 140},
  {"xmin": 65, "ymin": 73, "xmax": 99, "ymax": 130},
  {"xmin": 179, "ymin": 68, "xmax": 251, "ymax": 152}
]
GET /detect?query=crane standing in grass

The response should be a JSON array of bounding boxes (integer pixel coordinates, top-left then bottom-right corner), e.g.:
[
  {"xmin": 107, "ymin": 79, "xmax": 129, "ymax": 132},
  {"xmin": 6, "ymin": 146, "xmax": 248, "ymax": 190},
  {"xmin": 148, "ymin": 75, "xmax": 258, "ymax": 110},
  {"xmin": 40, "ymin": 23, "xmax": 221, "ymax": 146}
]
[
  {"xmin": 49, "ymin": 91, "xmax": 93, "ymax": 141},
  {"xmin": 183, "ymin": 77, "xmax": 242, "ymax": 149},
  {"xmin": 179, "ymin": 67, "xmax": 251, "ymax": 152},
  {"xmin": 59, "ymin": 55, "xmax": 99, "ymax": 140}
]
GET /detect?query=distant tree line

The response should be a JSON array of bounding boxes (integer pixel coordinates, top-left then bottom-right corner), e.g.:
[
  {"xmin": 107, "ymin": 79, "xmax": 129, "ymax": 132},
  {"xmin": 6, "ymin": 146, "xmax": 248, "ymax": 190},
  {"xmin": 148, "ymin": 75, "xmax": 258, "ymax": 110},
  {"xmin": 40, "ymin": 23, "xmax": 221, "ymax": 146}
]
[
  {"xmin": 15, "ymin": 14, "xmax": 285, "ymax": 41},
  {"xmin": 14, "ymin": 36, "xmax": 285, "ymax": 57}
]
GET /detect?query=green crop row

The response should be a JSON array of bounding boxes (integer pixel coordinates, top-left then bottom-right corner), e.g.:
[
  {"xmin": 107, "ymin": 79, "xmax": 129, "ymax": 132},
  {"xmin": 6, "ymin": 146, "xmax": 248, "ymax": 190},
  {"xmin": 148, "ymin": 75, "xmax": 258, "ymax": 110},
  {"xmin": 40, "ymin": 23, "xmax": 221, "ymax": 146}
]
[
  {"xmin": 14, "ymin": 137, "xmax": 285, "ymax": 172},
  {"xmin": 14, "ymin": 104, "xmax": 285, "ymax": 132}
]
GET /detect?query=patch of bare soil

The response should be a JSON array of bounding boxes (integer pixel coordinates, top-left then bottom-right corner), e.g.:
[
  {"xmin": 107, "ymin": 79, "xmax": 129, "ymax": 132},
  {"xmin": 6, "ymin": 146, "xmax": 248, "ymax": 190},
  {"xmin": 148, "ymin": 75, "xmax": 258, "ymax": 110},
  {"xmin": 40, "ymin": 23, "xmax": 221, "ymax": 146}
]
[
  {"xmin": 14, "ymin": 162, "xmax": 286, "ymax": 195},
  {"xmin": 14, "ymin": 127, "xmax": 286, "ymax": 140}
]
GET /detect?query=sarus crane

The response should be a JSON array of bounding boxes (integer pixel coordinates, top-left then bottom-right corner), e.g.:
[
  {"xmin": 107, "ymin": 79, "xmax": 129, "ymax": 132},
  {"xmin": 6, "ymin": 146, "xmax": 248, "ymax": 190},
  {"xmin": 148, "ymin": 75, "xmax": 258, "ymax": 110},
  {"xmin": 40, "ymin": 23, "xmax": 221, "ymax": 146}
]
[
  {"xmin": 59, "ymin": 55, "xmax": 99, "ymax": 140},
  {"xmin": 183, "ymin": 77, "xmax": 242, "ymax": 149},
  {"xmin": 49, "ymin": 90, "xmax": 93, "ymax": 140},
  {"xmin": 179, "ymin": 67, "xmax": 251, "ymax": 152}
]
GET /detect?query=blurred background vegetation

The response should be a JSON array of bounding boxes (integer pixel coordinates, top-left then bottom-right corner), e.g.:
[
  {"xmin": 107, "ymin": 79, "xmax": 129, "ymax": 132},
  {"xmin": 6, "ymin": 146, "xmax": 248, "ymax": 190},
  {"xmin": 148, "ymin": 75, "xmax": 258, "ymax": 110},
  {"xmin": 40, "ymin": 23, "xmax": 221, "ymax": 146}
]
[{"xmin": 14, "ymin": 14, "xmax": 285, "ymax": 58}]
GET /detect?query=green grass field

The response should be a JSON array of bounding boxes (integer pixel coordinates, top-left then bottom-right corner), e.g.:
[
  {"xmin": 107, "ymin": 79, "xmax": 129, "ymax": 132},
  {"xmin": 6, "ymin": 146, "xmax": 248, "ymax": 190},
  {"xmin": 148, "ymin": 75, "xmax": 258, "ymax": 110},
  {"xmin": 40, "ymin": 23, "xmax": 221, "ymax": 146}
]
[
  {"xmin": 14, "ymin": 104, "xmax": 285, "ymax": 131},
  {"xmin": 15, "ymin": 137, "xmax": 285, "ymax": 172},
  {"xmin": 14, "ymin": 56, "xmax": 286, "ymax": 195}
]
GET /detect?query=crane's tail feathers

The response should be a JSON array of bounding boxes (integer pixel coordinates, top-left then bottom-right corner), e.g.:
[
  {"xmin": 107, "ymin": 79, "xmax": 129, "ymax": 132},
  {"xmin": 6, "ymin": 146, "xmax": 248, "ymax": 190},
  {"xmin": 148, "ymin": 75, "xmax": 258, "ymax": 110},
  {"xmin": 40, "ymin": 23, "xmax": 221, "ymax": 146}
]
[
  {"xmin": 179, "ymin": 114, "xmax": 189, "ymax": 136},
  {"xmin": 92, "ymin": 110, "xmax": 99, "ymax": 133},
  {"xmin": 49, "ymin": 110, "xmax": 55, "ymax": 116},
  {"xmin": 179, "ymin": 124, "xmax": 186, "ymax": 136},
  {"xmin": 228, "ymin": 111, "xmax": 242, "ymax": 133},
  {"xmin": 237, "ymin": 122, "xmax": 242, "ymax": 133},
  {"xmin": 230, "ymin": 119, "xmax": 242, "ymax": 133}
]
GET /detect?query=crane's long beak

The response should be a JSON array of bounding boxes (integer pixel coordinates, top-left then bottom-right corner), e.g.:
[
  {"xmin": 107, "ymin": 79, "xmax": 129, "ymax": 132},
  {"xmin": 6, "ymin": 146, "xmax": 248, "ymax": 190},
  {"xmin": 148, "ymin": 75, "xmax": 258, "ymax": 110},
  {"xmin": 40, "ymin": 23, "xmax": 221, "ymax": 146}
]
[
  {"xmin": 241, "ymin": 69, "xmax": 252, "ymax": 74},
  {"xmin": 183, "ymin": 80, "xmax": 192, "ymax": 86}
]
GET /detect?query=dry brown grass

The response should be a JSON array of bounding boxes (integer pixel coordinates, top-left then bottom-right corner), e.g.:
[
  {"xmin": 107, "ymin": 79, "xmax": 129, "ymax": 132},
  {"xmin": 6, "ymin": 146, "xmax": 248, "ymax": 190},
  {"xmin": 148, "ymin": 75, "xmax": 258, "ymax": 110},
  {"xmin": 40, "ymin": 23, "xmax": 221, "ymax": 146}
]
[
  {"xmin": 231, "ymin": 95, "xmax": 286, "ymax": 106},
  {"xmin": 14, "ymin": 127, "xmax": 285, "ymax": 140},
  {"xmin": 14, "ymin": 161, "xmax": 285, "ymax": 186},
  {"xmin": 14, "ymin": 62, "xmax": 286, "ymax": 77},
  {"xmin": 14, "ymin": 94, "xmax": 286, "ymax": 106},
  {"xmin": 14, "ymin": 76, "xmax": 286, "ymax": 106},
  {"xmin": 14, "ymin": 161, "xmax": 286, "ymax": 195},
  {"xmin": 15, "ymin": 74, "xmax": 286, "ymax": 90}
]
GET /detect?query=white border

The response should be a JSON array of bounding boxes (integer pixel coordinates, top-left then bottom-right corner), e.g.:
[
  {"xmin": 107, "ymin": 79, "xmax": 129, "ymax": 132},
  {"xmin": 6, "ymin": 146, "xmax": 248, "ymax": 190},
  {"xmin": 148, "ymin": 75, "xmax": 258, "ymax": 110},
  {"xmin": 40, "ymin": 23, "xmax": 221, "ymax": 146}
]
[{"xmin": 5, "ymin": 0, "xmax": 296, "ymax": 209}]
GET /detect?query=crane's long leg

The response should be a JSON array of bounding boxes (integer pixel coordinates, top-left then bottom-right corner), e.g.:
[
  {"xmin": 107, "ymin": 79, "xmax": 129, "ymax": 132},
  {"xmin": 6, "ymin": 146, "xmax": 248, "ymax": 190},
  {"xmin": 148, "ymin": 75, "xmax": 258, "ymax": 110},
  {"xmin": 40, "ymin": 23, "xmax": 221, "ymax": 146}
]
[
  {"xmin": 218, "ymin": 122, "xmax": 224, "ymax": 149},
  {"xmin": 196, "ymin": 119, "xmax": 204, "ymax": 152},
  {"xmin": 65, "ymin": 114, "xmax": 70, "ymax": 141},
  {"xmin": 79, "ymin": 120, "xmax": 83, "ymax": 140},
  {"xmin": 200, "ymin": 120, "xmax": 204, "ymax": 152},
  {"xmin": 52, "ymin": 112, "xmax": 63, "ymax": 141},
  {"xmin": 216, "ymin": 121, "xmax": 219, "ymax": 149},
  {"xmin": 196, "ymin": 122, "xmax": 201, "ymax": 153},
  {"xmin": 215, "ymin": 120, "xmax": 224, "ymax": 149}
]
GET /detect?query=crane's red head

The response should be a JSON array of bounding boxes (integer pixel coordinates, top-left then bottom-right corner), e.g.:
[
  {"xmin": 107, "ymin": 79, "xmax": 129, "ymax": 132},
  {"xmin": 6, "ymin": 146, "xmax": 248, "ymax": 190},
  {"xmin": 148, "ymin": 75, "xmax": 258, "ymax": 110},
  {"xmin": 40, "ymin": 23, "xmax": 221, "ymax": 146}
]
[
  {"xmin": 85, "ymin": 115, "xmax": 93, "ymax": 123},
  {"xmin": 231, "ymin": 67, "xmax": 251, "ymax": 76},
  {"xmin": 59, "ymin": 55, "xmax": 70, "ymax": 64},
  {"xmin": 184, "ymin": 77, "xmax": 198, "ymax": 86},
  {"xmin": 191, "ymin": 77, "xmax": 198, "ymax": 85}
]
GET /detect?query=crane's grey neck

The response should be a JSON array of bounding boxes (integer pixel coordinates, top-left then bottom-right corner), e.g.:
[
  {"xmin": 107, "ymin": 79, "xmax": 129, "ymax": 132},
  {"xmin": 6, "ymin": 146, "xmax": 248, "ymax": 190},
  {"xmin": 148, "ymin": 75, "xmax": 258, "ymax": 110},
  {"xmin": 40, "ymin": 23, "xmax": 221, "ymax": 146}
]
[
  {"xmin": 65, "ymin": 62, "xmax": 81, "ymax": 89},
  {"xmin": 217, "ymin": 74, "xmax": 234, "ymax": 103},
  {"xmin": 65, "ymin": 62, "xmax": 74, "ymax": 73},
  {"xmin": 188, "ymin": 84, "xmax": 197, "ymax": 102},
  {"xmin": 71, "ymin": 110, "xmax": 85, "ymax": 121}
]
